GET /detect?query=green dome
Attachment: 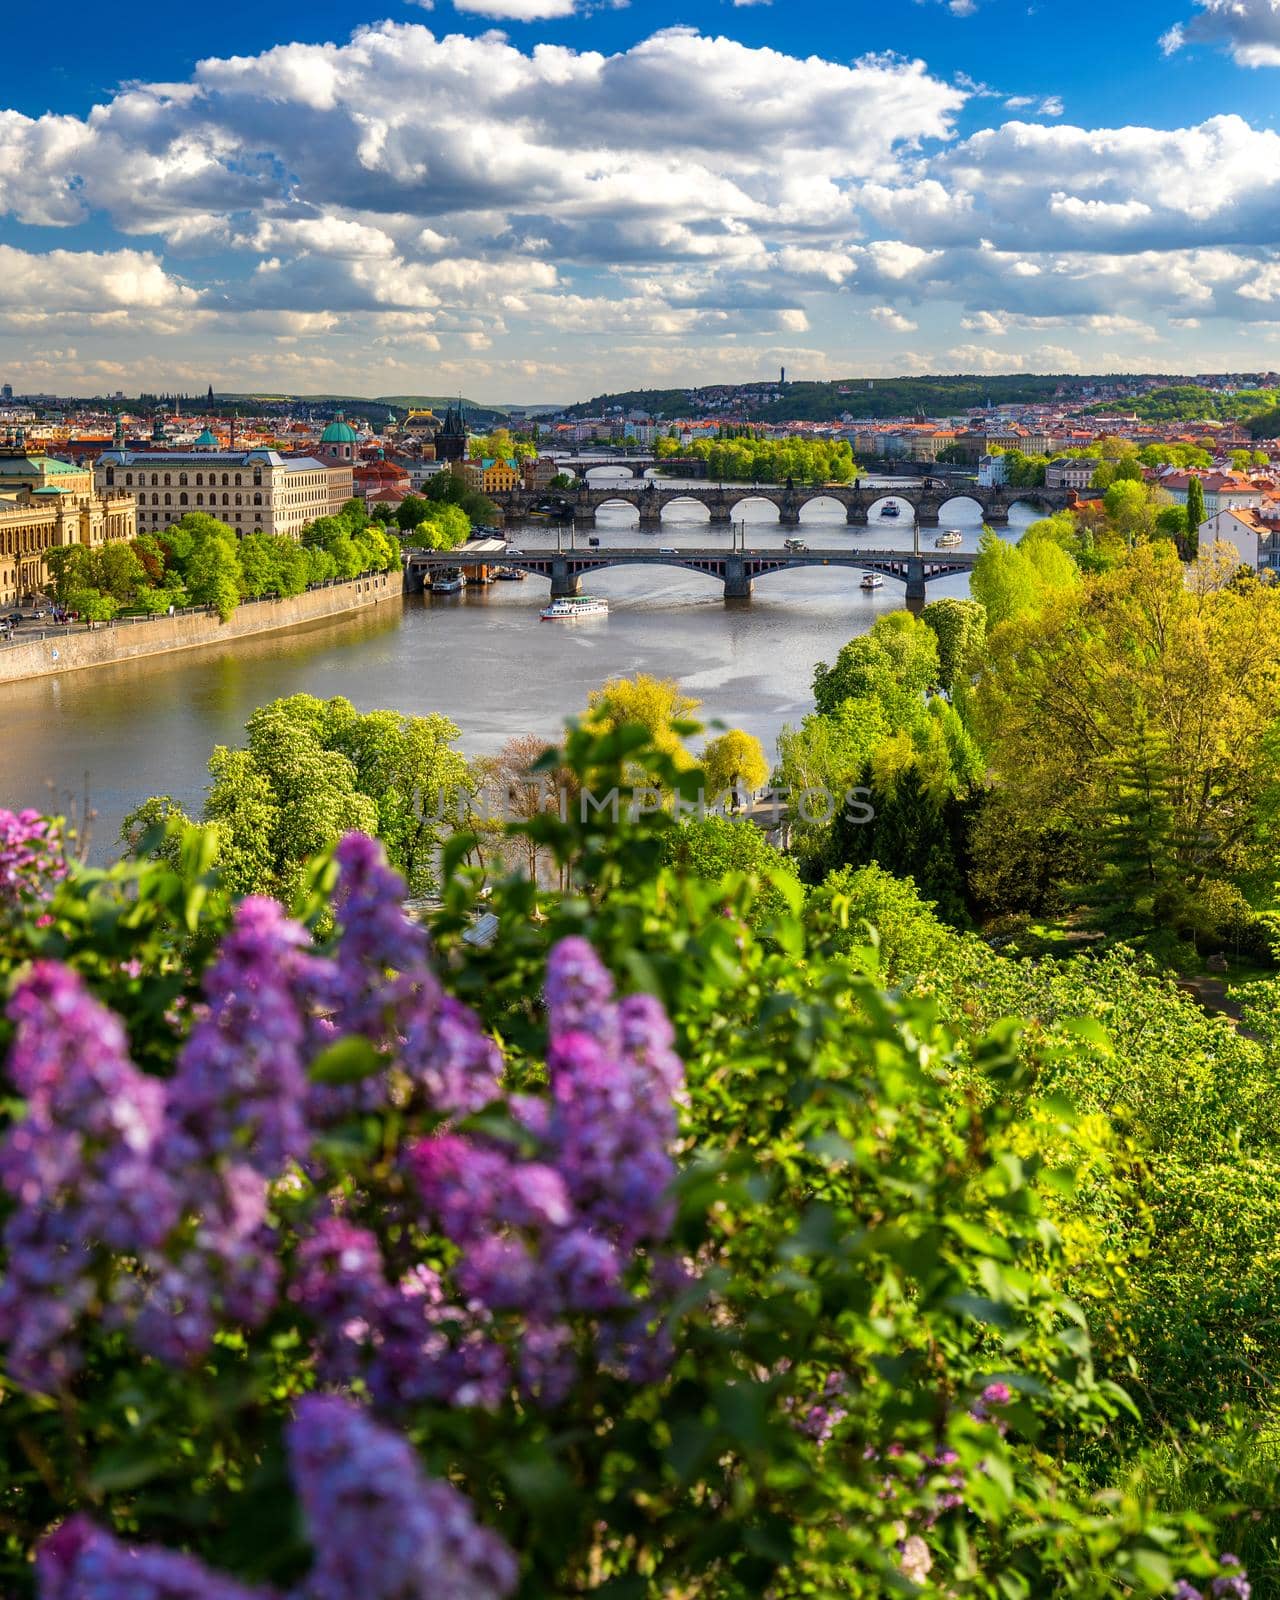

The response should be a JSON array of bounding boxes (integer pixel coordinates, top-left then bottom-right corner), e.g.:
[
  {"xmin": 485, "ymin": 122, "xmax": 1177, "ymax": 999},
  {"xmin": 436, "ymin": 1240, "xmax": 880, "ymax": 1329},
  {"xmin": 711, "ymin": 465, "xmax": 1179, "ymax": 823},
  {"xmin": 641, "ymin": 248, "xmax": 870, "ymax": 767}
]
[
  {"xmin": 320, "ymin": 419, "xmax": 358, "ymax": 444},
  {"xmin": 194, "ymin": 428, "xmax": 218, "ymax": 447}
]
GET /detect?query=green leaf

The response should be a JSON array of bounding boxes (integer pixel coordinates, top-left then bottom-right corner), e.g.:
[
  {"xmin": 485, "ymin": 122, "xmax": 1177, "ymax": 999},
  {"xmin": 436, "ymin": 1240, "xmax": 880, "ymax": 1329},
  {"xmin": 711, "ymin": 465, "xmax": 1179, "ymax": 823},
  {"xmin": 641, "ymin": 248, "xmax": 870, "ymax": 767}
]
[{"xmin": 308, "ymin": 1035, "xmax": 383, "ymax": 1085}]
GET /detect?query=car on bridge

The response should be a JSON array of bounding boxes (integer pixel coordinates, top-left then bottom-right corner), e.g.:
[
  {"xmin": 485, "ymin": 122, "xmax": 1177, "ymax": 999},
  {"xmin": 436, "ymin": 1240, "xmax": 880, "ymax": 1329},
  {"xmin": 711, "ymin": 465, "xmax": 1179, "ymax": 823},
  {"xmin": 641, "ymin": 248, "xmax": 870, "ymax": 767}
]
[{"xmin": 658, "ymin": 547, "xmax": 678, "ymax": 555}]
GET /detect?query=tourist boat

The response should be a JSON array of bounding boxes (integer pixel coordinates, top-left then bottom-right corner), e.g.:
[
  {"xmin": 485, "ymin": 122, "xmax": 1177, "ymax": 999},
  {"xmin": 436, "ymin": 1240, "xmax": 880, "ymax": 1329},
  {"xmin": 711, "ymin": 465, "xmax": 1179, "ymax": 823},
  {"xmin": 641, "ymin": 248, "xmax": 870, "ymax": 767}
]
[
  {"xmin": 430, "ymin": 570, "xmax": 464, "ymax": 594},
  {"xmin": 879, "ymin": 502, "xmax": 901, "ymax": 519},
  {"xmin": 861, "ymin": 574, "xmax": 885, "ymax": 591},
  {"xmin": 935, "ymin": 529, "xmax": 963, "ymax": 548},
  {"xmin": 495, "ymin": 566, "xmax": 527, "ymax": 581},
  {"xmin": 541, "ymin": 595, "xmax": 609, "ymax": 621}
]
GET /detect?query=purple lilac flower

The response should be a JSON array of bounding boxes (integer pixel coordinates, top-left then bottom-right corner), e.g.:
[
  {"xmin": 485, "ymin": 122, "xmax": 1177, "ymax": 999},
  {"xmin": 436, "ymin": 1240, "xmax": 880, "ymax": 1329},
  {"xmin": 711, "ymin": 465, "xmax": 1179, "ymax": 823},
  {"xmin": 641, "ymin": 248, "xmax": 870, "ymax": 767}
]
[
  {"xmin": 1212, "ymin": 1557, "xmax": 1252, "ymax": 1600},
  {"xmin": 0, "ymin": 964, "xmax": 177, "ymax": 1390},
  {"xmin": 287, "ymin": 1394, "xmax": 517, "ymax": 1600},
  {"xmin": 544, "ymin": 1031, "xmax": 676, "ymax": 1249},
  {"xmin": 329, "ymin": 835, "xmax": 503, "ymax": 1119},
  {"xmin": 330, "ymin": 832, "xmax": 435, "ymax": 1040},
  {"xmin": 0, "ymin": 808, "xmax": 65, "ymax": 911},
  {"xmin": 409, "ymin": 1136, "xmax": 518, "ymax": 1243},
  {"xmin": 37, "ymin": 1515, "xmax": 268, "ymax": 1600},
  {"xmin": 544, "ymin": 936, "xmax": 620, "ymax": 1051},
  {"xmin": 1174, "ymin": 1585, "xmax": 1205, "ymax": 1600},
  {"xmin": 517, "ymin": 1321, "xmax": 577, "ymax": 1408},
  {"xmin": 169, "ymin": 897, "xmax": 318, "ymax": 1176},
  {"xmin": 545, "ymin": 1229, "xmax": 625, "ymax": 1312}
]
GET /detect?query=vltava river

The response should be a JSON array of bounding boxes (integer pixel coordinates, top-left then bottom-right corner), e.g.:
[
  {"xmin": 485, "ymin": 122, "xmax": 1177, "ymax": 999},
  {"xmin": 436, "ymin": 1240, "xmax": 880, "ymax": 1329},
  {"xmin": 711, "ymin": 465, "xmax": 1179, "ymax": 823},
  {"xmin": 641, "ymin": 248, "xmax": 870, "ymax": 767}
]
[{"xmin": 0, "ymin": 489, "xmax": 1039, "ymax": 858}]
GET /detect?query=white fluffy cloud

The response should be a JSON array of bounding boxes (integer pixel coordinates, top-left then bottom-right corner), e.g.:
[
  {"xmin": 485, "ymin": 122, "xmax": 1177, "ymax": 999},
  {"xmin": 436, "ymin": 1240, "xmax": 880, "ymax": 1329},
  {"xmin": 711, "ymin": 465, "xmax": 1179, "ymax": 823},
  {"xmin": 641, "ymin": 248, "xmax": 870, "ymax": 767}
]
[
  {"xmin": 1161, "ymin": 0, "xmax": 1280, "ymax": 65},
  {"xmin": 3, "ymin": 19, "xmax": 1280, "ymax": 391}
]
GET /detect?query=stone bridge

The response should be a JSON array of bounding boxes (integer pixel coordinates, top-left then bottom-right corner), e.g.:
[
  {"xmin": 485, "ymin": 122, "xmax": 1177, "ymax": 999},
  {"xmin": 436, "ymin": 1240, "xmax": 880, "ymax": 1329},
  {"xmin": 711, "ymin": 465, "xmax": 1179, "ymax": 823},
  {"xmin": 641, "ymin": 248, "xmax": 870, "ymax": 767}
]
[
  {"xmin": 404, "ymin": 543, "xmax": 980, "ymax": 605},
  {"xmin": 494, "ymin": 481, "xmax": 1071, "ymax": 529}
]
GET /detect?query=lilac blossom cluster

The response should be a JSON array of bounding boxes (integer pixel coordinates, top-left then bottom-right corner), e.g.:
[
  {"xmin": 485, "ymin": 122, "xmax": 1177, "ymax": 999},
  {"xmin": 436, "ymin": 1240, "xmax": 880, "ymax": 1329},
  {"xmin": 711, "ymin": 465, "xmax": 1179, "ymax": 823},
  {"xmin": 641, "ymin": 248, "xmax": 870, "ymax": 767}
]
[
  {"xmin": 34, "ymin": 1396, "xmax": 517, "ymax": 1600},
  {"xmin": 0, "ymin": 835, "xmax": 686, "ymax": 1424},
  {"xmin": 1175, "ymin": 1557, "xmax": 1252, "ymax": 1600},
  {"xmin": 0, "ymin": 833, "xmax": 508, "ymax": 1391},
  {"xmin": 293, "ymin": 933, "xmax": 688, "ymax": 1411},
  {"xmin": 0, "ymin": 806, "xmax": 65, "ymax": 913}
]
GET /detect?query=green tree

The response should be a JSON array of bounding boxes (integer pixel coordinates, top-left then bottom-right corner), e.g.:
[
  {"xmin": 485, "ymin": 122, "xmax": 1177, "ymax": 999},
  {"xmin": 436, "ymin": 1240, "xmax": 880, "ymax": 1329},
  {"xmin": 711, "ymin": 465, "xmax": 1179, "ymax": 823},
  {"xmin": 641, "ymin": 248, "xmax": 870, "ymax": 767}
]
[
  {"xmin": 700, "ymin": 728, "xmax": 769, "ymax": 803},
  {"xmin": 184, "ymin": 527, "xmax": 242, "ymax": 621},
  {"xmin": 1186, "ymin": 474, "xmax": 1207, "ymax": 547},
  {"xmin": 921, "ymin": 597, "xmax": 987, "ymax": 693},
  {"xmin": 812, "ymin": 611, "xmax": 940, "ymax": 716}
]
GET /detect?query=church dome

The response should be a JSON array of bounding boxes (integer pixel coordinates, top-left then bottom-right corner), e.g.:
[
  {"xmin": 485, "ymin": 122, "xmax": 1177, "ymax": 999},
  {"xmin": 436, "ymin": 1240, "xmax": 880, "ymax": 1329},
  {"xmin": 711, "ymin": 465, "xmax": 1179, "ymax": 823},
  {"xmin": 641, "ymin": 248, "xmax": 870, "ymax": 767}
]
[
  {"xmin": 194, "ymin": 427, "xmax": 219, "ymax": 449},
  {"xmin": 320, "ymin": 419, "xmax": 358, "ymax": 444}
]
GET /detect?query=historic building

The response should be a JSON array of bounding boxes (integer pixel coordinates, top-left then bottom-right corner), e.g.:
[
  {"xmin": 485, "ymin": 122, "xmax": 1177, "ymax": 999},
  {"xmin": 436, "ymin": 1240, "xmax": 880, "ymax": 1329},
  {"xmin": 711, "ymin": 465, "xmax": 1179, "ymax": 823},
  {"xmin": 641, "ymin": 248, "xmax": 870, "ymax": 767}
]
[
  {"xmin": 436, "ymin": 402, "xmax": 469, "ymax": 465},
  {"xmin": 0, "ymin": 443, "xmax": 137, "ymax": 604},
  {"xmin": 462, "ymin": 456, "xmax": 520, "ymax": 495},
  {"xmin": 315, "ymin": 416, "xmax": 358, "ymax": 467},
  {"xmin": 95, "ymin": 448, "xmax": 353, "ymax": 537}
]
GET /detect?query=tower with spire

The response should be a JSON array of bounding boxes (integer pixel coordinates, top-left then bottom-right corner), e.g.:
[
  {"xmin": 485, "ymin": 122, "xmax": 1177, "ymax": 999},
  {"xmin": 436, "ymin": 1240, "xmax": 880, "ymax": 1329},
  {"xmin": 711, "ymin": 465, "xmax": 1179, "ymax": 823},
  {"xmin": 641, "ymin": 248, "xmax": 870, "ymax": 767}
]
[{"xmin": 437, "ymin": 397, "xmax": 469, "ymax": 465}]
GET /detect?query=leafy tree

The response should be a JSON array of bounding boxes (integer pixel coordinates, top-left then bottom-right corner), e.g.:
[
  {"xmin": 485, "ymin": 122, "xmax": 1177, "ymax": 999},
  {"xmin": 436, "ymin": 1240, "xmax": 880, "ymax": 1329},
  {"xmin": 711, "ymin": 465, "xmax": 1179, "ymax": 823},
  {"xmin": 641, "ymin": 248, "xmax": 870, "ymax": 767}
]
[
  {"xmin": 812, "ymin": 611, "xmax": 939, "ymax": 716},
  {"xmin": 921, "ymin": 597, "xmax": 987, "ymax": 694},
  {"xmin": 971, "ymin": 526, "xmax": 1079, "ymax": 628},
  {"xmin": 700, "ymin": 728, "xmax": 769, "ymax": 803},
  {"xmin": 1186, "ymin": 474, "xmax": 1207, "ymax": 545},
  {"xmin": 972, "ymin": 541, "xmax": 1280, "ymax": 932},
  {"xmin": 395, "ymin": 495, "xmax": 430, "ymax": 532},
  {"xmin": 183, "ymin": 525, "xmax": 242, "ymax": 621},
  {"xmin": 585, "ymin": 673, "xmax": 700, "ymax": 769}
]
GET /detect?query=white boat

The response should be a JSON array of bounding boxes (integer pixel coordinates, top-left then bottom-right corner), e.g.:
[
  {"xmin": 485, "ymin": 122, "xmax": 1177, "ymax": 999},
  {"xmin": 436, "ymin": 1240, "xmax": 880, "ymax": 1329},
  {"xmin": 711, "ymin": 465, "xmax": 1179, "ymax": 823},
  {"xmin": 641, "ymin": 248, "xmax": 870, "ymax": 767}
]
[
  {"xmin": 861, "ymin": 574, "xmax": 884, "ymax": 591},
  {"xmin": 431, "ymin": 570, "xmax": 463, "ymax": 594},
  {"xmin": 935, "ymin": 530, "xmax": 963, "ymax": 548},
  {"xmin": 879, "ymin": 502, "xmax": 901, "ymax": 519},
  {"xmin": 541, "ymin": 595, "xmax": 609, "ymax": 620}
]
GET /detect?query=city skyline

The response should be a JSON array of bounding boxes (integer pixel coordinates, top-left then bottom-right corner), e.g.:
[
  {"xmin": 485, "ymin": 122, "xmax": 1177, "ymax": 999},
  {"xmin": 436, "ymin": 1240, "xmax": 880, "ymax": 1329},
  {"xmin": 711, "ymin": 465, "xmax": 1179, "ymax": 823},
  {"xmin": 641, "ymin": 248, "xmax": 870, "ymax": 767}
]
[{"xmin": 4, "ymin": 0, "xmax": 1280, "ymax": 397}]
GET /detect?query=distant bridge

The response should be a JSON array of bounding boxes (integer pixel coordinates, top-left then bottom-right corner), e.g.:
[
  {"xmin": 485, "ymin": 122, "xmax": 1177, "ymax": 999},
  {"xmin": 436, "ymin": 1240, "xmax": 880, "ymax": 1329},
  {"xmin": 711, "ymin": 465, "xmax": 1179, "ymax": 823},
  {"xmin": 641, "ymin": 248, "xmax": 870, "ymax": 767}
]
[
  {"xmin": 403, "ymin": 543, "xmax": 980, "ymax": 604},
  {"xmin": 495, "ymin": 481, "xmax": 1071, "ymax": 528}
]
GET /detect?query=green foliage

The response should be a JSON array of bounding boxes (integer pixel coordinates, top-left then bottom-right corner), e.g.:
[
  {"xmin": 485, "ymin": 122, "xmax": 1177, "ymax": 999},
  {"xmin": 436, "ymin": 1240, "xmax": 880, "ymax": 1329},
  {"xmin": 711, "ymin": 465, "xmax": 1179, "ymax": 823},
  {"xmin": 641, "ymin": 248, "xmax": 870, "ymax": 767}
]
[
  {"xmin": 661, "ymin": 811, "xmax": 800, "ymax": 924},
  {"xmin": 676, "ymin": 435, "xmax": 856, "ymax": 485},
  {"xmin": 812, "ymin": 610, "xmax": 940, "ymax": 716},
  {"xmin": 922, "ymin": 597, "xmax": 987, "ymax": 693},
  {"xmin": 125, "ymin": 694, "xmax": 471, "ymax": 901},
  {"xmin": 971, "ymin": 525, "xmax": 1080, "ymax": 627}
]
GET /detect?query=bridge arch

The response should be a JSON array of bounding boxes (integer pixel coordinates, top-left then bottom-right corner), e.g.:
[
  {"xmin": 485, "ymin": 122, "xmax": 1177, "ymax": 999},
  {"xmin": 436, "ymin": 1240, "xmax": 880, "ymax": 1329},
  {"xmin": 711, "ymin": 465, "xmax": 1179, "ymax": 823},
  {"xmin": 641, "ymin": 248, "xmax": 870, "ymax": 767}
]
[
  {"xmin": 658, "ymin": 497, "xmax": 711, "ymax": 523},
  {"xmin": 584, "ymin": 464, "xmax": 638, "ymax": 482},
  {"xmin": 728, "ymin": 494, "xmax": 782, "ymax": 521},
  {"xmin": 865, "ymin": 492, "xmax": 916, "ymax": 523},
  {"xmin": 592, "ymin": 496, "xmax": 641, "ymax": 521},
  {"xmin": 797, "ymin": 494, "xmax": 849, "ymax": 523},
  {"xmin": 936, "ymin": 494, "xmax": 987, "ymax": 522}
]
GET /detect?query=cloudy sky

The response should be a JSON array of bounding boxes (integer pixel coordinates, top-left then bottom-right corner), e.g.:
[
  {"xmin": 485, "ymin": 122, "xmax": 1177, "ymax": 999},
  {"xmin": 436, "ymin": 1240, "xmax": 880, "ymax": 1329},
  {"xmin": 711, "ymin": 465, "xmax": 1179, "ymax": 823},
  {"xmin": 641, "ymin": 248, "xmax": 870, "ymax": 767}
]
[{"xmin": 4, "ymin": 0, "xmax": 1280, "ymax": 401}]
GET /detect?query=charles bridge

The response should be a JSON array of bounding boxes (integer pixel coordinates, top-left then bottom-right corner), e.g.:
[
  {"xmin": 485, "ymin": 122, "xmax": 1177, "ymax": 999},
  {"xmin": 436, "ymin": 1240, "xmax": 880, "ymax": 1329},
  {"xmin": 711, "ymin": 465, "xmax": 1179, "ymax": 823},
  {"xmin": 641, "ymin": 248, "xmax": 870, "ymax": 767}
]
[{"xmin": 490, "ymin": 481, "xmax": 1072, "ymax": 529}]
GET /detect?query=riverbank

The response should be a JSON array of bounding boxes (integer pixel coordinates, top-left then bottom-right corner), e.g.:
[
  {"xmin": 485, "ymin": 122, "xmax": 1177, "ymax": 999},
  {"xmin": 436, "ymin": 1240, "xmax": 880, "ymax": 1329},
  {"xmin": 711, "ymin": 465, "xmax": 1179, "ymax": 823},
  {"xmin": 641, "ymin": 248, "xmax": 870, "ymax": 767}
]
[{"xmin": 0, "ymin": 572, "xmax": 401, "ymax": 683}]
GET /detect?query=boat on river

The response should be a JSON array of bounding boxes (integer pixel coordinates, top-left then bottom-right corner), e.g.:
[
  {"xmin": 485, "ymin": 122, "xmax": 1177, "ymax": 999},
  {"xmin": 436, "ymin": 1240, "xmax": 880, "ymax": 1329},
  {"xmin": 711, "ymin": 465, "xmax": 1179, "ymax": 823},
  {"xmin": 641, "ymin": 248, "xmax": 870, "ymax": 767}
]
[
  {"xmin": 541, "ymin": 596, "xmax": 609, "ymax": 621},
  {"xmin": 879, "ymin": 502, "xmax": 901, "ymax": 519},
  {"xmin": 860, "ymin": 574, "xmax": 885, "ymax": 591},
  {"xmin": 935, "ymin": 529, "xmax": 963, "ymax": 548},
  {"xmin": 495, "ymin": 566, "xmax": 528, "ymax": 581},
  {"xmin": 430, "ymin": 570, "xmax": 464, "ymax": 594}
]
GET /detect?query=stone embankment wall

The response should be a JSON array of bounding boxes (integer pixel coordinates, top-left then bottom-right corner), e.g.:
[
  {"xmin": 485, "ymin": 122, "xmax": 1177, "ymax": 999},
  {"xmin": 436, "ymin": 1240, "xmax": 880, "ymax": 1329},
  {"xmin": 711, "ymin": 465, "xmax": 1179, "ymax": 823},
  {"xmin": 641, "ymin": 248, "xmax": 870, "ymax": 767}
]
[{"xmin": 0, "ymin": 572, "xmax": 401, "ymax": 684}]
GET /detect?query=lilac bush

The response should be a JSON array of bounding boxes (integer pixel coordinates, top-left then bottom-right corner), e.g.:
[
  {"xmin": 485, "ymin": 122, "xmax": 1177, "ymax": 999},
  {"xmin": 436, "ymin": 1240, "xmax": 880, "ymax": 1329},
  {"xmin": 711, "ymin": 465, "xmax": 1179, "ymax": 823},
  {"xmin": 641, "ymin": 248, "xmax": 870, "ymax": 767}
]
[
  {"xmin": 0, "ymin": 807, "xmax": 66, "ymax": 914},
  {"xmin": 35, "ymin": 1396, "xmax": 518, "ymax": 1600}
]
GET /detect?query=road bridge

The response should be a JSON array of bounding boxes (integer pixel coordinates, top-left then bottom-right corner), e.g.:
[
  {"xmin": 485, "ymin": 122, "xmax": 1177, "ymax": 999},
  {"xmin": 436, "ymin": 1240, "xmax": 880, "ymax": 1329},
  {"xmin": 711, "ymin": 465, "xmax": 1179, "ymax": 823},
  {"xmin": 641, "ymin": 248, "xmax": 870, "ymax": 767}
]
[
  {"xmin": 494, "ymin": 481, "xmax": 1071, "ymax": 529},
  {"xmin": 404, "ymin": 542, "xmax": 979, "ymax": 605}
]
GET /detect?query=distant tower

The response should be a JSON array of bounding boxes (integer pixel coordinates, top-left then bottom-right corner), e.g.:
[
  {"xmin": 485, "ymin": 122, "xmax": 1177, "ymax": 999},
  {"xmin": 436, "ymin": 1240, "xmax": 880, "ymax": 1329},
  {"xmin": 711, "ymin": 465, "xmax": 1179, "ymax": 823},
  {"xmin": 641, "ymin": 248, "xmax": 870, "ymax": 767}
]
[
  {"xmin": 437, "ymin": 399, "xmax": 468, "ymax": 465},
  {"xmin": 780, "ymin": 366, "xmax": 786, "ymax": 385},
  {"xmin": 207, "ymin": 384, "xmax": 215, "ymax": 405},
  {"xmin": 113, "ymin": 415, "xmax": 125, "ymax": 449},
  {"xmin": 152, "ymin": 410, "xmax": 166, "ymax": 443}
]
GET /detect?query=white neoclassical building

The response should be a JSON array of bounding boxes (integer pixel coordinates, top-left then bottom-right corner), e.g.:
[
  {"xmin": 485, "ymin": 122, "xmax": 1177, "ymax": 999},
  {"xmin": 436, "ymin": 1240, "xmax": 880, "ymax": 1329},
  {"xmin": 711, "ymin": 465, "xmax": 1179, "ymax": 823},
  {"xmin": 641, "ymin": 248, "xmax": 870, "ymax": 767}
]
[{"xmin": 95, "ymin": 436, "xmax": 354, "ymax": 539}]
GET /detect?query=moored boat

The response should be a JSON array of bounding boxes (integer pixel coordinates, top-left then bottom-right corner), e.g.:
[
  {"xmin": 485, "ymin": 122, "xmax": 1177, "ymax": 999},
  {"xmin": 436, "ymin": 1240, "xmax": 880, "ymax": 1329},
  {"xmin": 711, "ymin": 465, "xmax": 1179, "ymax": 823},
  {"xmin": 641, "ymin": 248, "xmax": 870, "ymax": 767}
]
[{"xmin": 430, "ymin": 569, "xmax": 464, "ymax": 594}]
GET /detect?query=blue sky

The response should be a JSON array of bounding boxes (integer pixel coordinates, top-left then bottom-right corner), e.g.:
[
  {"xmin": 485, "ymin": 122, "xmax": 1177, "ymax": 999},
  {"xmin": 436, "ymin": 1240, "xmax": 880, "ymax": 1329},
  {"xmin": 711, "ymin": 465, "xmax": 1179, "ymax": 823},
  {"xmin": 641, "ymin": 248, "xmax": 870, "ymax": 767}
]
[{"xmin": 3, "ymin": 0, "xmax": 1280, "ymax": 400}]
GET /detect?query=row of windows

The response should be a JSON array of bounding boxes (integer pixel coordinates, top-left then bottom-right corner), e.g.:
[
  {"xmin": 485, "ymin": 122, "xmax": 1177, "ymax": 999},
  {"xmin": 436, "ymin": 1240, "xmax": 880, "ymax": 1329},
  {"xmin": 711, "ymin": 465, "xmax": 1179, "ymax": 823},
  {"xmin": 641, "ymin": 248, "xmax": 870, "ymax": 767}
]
[
  {"xmin": 108, "ymin": 469, "xmax": 264, "ymax": 489},
  {"xmin": 141, "ymin": 491, "xmax": 265, "ymax": 508}
]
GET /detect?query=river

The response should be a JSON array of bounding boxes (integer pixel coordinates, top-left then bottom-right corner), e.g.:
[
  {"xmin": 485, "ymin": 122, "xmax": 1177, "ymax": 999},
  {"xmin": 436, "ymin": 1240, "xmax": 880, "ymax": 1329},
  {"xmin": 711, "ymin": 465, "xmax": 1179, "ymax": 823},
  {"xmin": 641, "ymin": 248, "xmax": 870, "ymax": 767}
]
[{"xmin": 0, "ymin": 483, "xmax": 1040, "ymax": 858}]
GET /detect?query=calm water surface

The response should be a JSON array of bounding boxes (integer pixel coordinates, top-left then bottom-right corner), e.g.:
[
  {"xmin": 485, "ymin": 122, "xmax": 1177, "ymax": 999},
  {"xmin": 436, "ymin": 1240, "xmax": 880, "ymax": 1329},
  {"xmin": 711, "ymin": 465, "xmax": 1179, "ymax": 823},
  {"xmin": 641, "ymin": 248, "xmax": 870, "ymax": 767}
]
[{"xmin": 0, "ymin": 486, "xmax": 1037, "ymax": 857}]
